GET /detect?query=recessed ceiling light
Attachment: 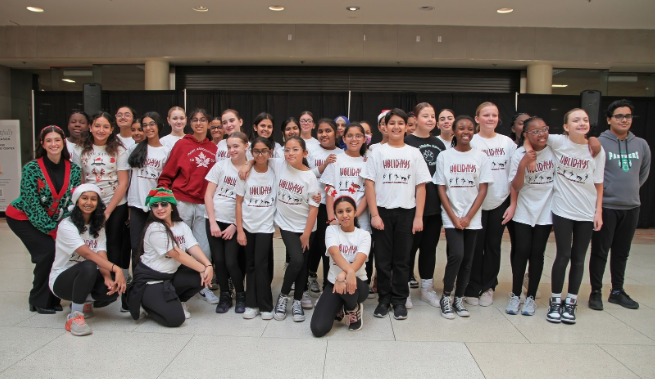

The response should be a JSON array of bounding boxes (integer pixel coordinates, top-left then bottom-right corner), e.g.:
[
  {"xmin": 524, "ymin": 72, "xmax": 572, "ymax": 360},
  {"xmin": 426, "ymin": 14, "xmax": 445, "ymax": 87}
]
[
  {"xmin": 192, "ymin": 6, "xmax": 209, "ymax": 12},
  {"xmin": 419, "ymin": 6, "xmax": 434, "ymax": 11},
  {"xmin": 269, "ymin": 5, "xmax": 285, "ymax": 11},
  {"xmin": 346, "ymin": 6, "xmax": 360, "ymax": 11},
  {"xmin": 497, "ymin": 8, "xmax": 513, "ymax": 13},
  {"xmin": 62, "ymin": 79, "xmax": 76, "ymax": 83},
  {"xmin": 27, "ymin": 6, "xmax": 44, "ymax": 12},
  {"xmin": 552, "ymin": 84, "xmax": 568, "ymax": 88}
]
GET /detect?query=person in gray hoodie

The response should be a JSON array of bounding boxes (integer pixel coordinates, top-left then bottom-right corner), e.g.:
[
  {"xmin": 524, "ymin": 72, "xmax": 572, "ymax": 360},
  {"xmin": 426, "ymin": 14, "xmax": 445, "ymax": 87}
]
[{"xmin": 589, "ymin": 99, "xmax": 651, "ymax": 311}]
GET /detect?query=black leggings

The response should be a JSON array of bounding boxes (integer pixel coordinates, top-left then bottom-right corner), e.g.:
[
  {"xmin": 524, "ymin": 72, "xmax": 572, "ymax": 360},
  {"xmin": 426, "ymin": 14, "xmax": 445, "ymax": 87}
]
[
  {"xmin": 511, "ymin": 221, "xmax": 552, "ymax": 298},
  {"xmin": 106, "ymin": 203, "xmax": 130, "ymax": 270},
  {"xmin": 141, "ymin": 266, "xmax": 203, "ymax": 327},
  {"xmin": 244, "ymin": 230, "xmax": 274, "ymax": 312},
  {"xmin": 311, "ymin": 279, "xmax": 368, "ymax": 337},
  {"xmin": 409, "ymin": 214, "xmax": 442, "ymax": 280},
  {"xmin": 280, "ymin": 230, "xmax": 314, "ymax": 301},
  {"xmin": 551, "ymin": 214, "xmax": 593, "ymax": 295},
  {"xmin": 443, "ymin": 228, "xmax": 478, "ymax": 297},
  {"xmin": 308, "ymin": 204, "xmax": 329, "ymax": 287},
  {"xmin": 52, "ymin": 260, "xmax": 118, "ymax": 305},
  {"xmin": 206, "ymin": 220, "xmax": 244, "ymax": 293},
  {"xmin": 465, "ymin": 199, "xmax": 509, "ymax": 297},
  {"xmin": 129, "ymin": 206, "xmax": 149, "ymax": 269},
  {"xmin": 7, "ymin": 216, "xmax": 61, "ymax": 309}
]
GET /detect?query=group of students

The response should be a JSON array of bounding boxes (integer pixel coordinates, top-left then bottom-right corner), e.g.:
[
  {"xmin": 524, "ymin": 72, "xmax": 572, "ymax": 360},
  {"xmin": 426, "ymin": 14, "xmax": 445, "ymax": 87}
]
[{"xmin": 6, "ymin": 99, "xmax": 649, "ymax": 337}]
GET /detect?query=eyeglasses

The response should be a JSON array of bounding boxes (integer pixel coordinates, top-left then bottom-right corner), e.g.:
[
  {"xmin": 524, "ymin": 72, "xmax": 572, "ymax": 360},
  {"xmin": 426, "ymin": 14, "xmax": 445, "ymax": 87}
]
[
  {"xmin": 612, "ymin": 114, "xmax": 633, "ymax": 121},
  {"xmin": 284, "ymin": 148, "xmax": 303, "ymax": 154},
  {"xmin": 252, "ymin": 149, "xmax": 270, "ymax": 156},
  {"xmin": 142, "ymin": 122, "xmax": 157, "ymax": 128},
  {"xmin": 151, "ymin": 202, "xmax": 170, "ymax": 209},
  {"xmin": 345, "ymin": 133, "xmax": 365, "ymax": 139},
  {"xmin": 116, "ymin": 113, "xmax": 132, "ymax": 118},
  {"xmin": 299, "ymin": 119, "xmax": 313, "ymax": 124},
  {"xmin": 191, "ymin": 118, "xmax": 208, "ymax": 124},
  {"xmin": 210, "ymin": 125, "xmax": 223, "ymax": 130},
  {"xmin": 526, "ymin": 127, "xmax": 549, "ymax": 136}
]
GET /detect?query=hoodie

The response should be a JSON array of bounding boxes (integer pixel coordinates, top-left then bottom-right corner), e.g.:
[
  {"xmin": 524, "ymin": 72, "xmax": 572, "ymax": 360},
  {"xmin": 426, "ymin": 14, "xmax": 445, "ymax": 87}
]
[
  {"xmin": 598, "ymin": 129, "xmax": 651, "ymax": 209},
  {"xmin": 158, "ymin": 134, "xmax": 218, "ymax": 204}
]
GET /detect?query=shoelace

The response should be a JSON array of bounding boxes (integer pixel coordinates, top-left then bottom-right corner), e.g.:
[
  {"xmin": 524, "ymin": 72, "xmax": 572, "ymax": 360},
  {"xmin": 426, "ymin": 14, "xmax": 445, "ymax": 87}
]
[
  {"xmin": 563, "ymin": 302, "xmax": 577, "ymax": 316},
  {"xmin": 454, "ymin": 298, "xmax": 467, "ymax": 312},
  {"xmin": 441, "ymin": 297, "xmax": 453, "ymax": 313},
  {"xmin": 346, "ymin": 310, "xmax": 358, "ymax": 325},
  {"xmin": 508, "ymin": 294, "xmax": 521, "ymax": 308},
  {"xmin": 276, "ymin": 296, "xmax": 287, "ymax": 313},
  {"xmin": 292, "ymin": 301, "xmax": 302, "ymax": 315},
  {"xmin": 72, "ymin": 315, "xmax": 87, "ymax": 326},
  {"xmin": 549, "ymin": 301, "xmax": 562, "ymax": 315},
  {"xmin": 524, "ymin": 297, "xmax": 535, "ymax": 309}
]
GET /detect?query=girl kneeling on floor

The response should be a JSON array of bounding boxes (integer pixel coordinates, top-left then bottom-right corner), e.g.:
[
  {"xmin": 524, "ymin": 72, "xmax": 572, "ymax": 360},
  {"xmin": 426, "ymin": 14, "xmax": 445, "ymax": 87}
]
[
  {"xmin": 127, "ymin": 188, "xmax": 214, "ymax": 327},
  {"xmin": 49, "ymin": 184, "xmax": 127, "ymax": 336},
  {"xmin": 311, "ymin": 196, "xmax": 371, "ymax": 336}
]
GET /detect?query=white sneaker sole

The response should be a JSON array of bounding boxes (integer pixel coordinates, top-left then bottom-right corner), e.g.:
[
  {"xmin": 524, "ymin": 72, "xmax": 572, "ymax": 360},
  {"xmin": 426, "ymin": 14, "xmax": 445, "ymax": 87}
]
[
  {"xmin": 456, "ymin": 310, "xmax": 470, "ymax": 317},
  {"xmin": 293, "ymin": 315, "xmax": 305, "ymax": 322},
  {"xmin": 561, "ymin": 317, "xmax": 576, "ymax": 324},
  {"xmin": 309, "ymin": 290, "xmax": 321, "ymax": 298},
  {"xmin": 506, "ymin": 308, "xmax": 520, "ymax": 315},
  {"xmin": 261, "ymin": 312, "xmax": 273, "ymax": 320},
  {"xmin": 441, "ymin": 312, "xmax": 455, "ymax": 320},
  {"xmin": 546, "ymin": 315, "xmax": 562, "ymax": 323},
  {"xmin": 274, "ymin": 313, "xmax": 286, "ymax": 321},
  {"xmin": 405, "ymin": 298, "xmax": 413, "ymax": 309}
]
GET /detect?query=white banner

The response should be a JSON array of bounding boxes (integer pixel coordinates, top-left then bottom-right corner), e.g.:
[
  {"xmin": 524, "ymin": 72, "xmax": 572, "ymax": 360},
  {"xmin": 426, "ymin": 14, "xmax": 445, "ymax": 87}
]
[{"xmin": 0, "ymin": 120, "xmax": 21, "ymax": 212}]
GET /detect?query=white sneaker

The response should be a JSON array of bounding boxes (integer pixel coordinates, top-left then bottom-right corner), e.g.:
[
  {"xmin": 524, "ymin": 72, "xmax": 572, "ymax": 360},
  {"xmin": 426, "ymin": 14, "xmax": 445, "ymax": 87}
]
[
  {"xmin": 479, "ymin": 288, "xmax": 494, "ymax": 307},
  {"xmin": 405, "ymin": 284, "xmax": 413, "ymax": 309},
  {"xmin": 308, "ymin": 276, "xmax": 321, "ymax": 298},
  {"xmin": 522, "ymin": 296, "xmax": 536, "ymax": 316},
  {"xmin": 420, "ymin": 287, "xmax": 441, "ymax": 308},
  {"xmin": 301, "ymin": 291, "xmax": 313, "ymax": 309},
  {"xmin": 261, "ymin": 311, "xmax": 273, "ymax": 320},
  {"xmin": 523, "ymin": 272, "xmax": 542, "ymax": 299},
  {"xmin": 199, "ymin": 288, "xmax": 220, "ymax": 304},
  {"xmin": 243, "ymin": 307, "xmax": 259, "ymax": 319},
  {"xmin": 138, "ymin": 306, "xmax": 148, "ymax": 320},
  {"xmin": 465, "ymin": 296, "xmax": 479, "ymax": 306},
  {"xmin": 181, "ymin": 302, "xmax": 190, "ymax": 319},
  {"xmin": 505, "ymin": 293, "xmax": 521, "ymax": 315}
]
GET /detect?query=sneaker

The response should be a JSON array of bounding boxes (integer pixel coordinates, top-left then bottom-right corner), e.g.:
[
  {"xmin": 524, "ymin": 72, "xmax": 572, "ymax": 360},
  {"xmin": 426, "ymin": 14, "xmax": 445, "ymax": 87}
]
[
  {"xmin": 120, "ymin": 294, "xmax": 129, "ymax": 312},
  {"xmin": 453, "ymin": 297, "xmax": 470, "ymax": 317},
  {"xmin": 215, "ymin": 292, "xmax": 232, "ymax": 313},
  {"xmin": 373, "ymin": 303, "xmax": 390, "ymax": 318},
  {"xmin": 261, "ymin": 311, "xmax": 274, "ymax": 320},
  {"xmin": 589, "ymin": 290, "xmax": 603, "ymax": 310},
  {"xmin": 409, "ymin": 275, "xmax": 419, "ymax": 289},
  {"xmin": 274, "ymin": 294, "xmax": 288, "ymax": 321},
  {"xmin": 208, "ymin": 275, "xmax": 219, "ymax": 291},
  {"xmin": 138, "ymin": 306, "xmax": 148, "ymax": 320},
  {"xmin": 505, "ymin": 293, "xmax": 521, "ymax": 315},
  {"xmin": 228, "ymin": 277, "xmax": 235, "ymax": 294},
  {"xmin": 65, "ymin": 311, "xmax": 92, "ymax": 336},
  {"xmin": 346, "ymin": 304, "xmax": 364, "ymax": 331},
  {"xmin": 82, "ymin": 302, "xmax": 94, "ymax": 319},
  {"xmin": 181, "ymin": 302, "xmax": 190, "ymax": 319},
  {"xmin": 561, "ymin": 298, "xmax": 577, "ymax": 324},
  {"xmin": 308, "ymin": 275, "xmax": 321, "ymax": 298},
  {"xmin": 479, "ymin": 288, "xmax": 494, "ymax": 307},
  {"xmin": 243, "ymin": 307, "xmax": 259, "ymax": 319},
  {"xmin": 292, "ymin": 300, "xmax": 305, "ymax": 322},
  {"xmin": 393, "ymin": 304, "xmax": 408, "ymax": 320},
  {"xmin": 523, "ymin": 272, "xmax": 542, "ymax": 299},
  {"xmin": 199, "ymin": 288, "xmax": 220, "ymax": 304},
  {"xmin": 235, "ymin": 292, "xmax": 246, "ymax": 313},
  {"xmin": 522, "ymin": 296, "xmax": 536, "ymax": 316},
  {"xmin": 368, "ymin": 287, "xmax": 376, "ymax": 299},
  {"xmin": 335, "ymin": 307, "xmax": 345, "ymax": 322},
  {"xmin": 301, "ymin": 291, "xmax": 314, "ymax": 310},
  {"xmin": 465, "ymin": 296, "xmax": 479, "ymax": 306},
  {"xmin": 546, "ymin": 297, "xmax": 562, "ymax": 323},
  {"xmin": 420, "ymin": 287, "xmax": 441, "ymax": 308},
  {"xmin": 440, "ymin": 295, "xmax": 455, "ymax": 320},
  {"xmin": 405, "ymin": 284, "xmax": 413, "ymax": 309},
  {"xmin": 608, "ymin": 290, "xmax": 639, "ymax": 310}
]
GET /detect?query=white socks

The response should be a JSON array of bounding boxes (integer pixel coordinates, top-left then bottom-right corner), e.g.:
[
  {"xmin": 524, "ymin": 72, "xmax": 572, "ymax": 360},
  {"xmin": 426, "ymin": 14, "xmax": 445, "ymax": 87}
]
[{"xmin": 421, "ymin": 279, "xmax": 433, "ymax": 290}]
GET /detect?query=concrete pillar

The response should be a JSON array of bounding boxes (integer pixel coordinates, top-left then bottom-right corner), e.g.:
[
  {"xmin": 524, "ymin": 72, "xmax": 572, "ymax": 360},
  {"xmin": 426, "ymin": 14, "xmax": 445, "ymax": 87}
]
[
  {"xmin": 144, "ymin": 60, "xmax": 169, "ymax": 90},
  {"xmin": 527, "ymin": 63, "xmax": 553, "ymax": 94}
]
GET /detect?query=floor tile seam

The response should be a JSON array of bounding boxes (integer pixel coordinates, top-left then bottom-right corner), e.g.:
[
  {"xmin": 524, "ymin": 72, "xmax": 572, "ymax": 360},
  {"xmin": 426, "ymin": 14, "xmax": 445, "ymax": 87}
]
[
  {"xmin": 323, "ymin": 339, "xmax": 329, "ymax": 379},
  {"xmin": 493, "ymin": 306, "xmax": 532, "ymax": 344},
  {"xmin": 596, "ymin": 343, "xmax": 643, "ymax": 379},
  {"xmin": 603, "ymin": 308, "xmax": 653, "ymax": 340},
  {"xmin": 155, "ymin": 333, "xmax": 195, "ymax": 379},
  {"xmin": 0, "ymin": 329, "xmax": 66, "ymax": 374},
  {"xmin": 463, "ymin": 342, "xmax": 488, "ymax": 379}
]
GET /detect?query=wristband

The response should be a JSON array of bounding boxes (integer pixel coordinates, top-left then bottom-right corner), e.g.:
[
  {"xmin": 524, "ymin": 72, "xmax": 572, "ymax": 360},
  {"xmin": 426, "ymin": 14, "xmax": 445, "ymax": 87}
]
[
  {"xmin": 111, "ymin": 264, "xmax": 115, "ymax": 273},
  {"xmin": 326, "ymin": 218, "xmax": 336, "ymax": 225}
]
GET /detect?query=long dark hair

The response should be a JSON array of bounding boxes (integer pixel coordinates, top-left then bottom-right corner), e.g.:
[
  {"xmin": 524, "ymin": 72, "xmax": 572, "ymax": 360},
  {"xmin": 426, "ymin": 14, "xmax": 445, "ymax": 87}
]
[
  {"xmin": 281, "ymin": 117, "xmax": 299, "ymax": 142},
  {"xmin": 81, "ymin": 112, "xmax": 124, "ymax": 156},
  {"xmin": 137, "ymin": 203, "xmax": 184, "ymax": 261},
  {"xmin": 251, "ymin": 112, "xmax": 275, "ymax": 145},
  {"xmin": 284, "ymin": 136, "xmax": 309, "ymax": 168},
  {"xmin": 343, "ymin": 122, "xmax": 368, "ymax": 157},
  {"xmin": 451, "ymin": 115, "xmax": 475, "ymax": 148},
  {"xmin": 128, "ymin": 112, "xmax": 164, "ymax": 168},
  {"xmin": 333, "ymin": 195, "xmax": 360, "ymax": 229},
  {"xmin": 69, "ymin": 196, "xmax": 107, "ymax": 238},
  {"xmin": 509, "ymin": 112, "xmax": 530, "ymax": 142},
  {"xmin": 36, "ymin": 126, "xmax": 70, "ymax": 161}
]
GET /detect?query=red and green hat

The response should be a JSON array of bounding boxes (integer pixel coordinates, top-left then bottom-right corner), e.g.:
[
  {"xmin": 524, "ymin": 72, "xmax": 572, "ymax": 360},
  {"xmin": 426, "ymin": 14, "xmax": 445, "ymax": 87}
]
[{"xmin": 145, "ymin": 187, "xmax": 177, "ymax": 209}]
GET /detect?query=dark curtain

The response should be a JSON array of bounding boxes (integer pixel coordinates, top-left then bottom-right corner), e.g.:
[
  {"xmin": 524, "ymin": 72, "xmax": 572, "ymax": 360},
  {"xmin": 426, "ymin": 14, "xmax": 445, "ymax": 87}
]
[
  {"xmin": 349, "ymin": 92, "xmax": 417, "ymax": 143},
  {"xmin": 517, "ymin": 94, "xmax": 580, "ymax": 134},
  {"xmin": 33, "ymin": 91, "xmax": 86, "ymax": 136},
  {"xmin": 451, "ymin": 93, "xmax": 516, "ymax": 137},
  {"xmin": 105, "ymin": 90, "xmax": 181, "ymax": 135}
]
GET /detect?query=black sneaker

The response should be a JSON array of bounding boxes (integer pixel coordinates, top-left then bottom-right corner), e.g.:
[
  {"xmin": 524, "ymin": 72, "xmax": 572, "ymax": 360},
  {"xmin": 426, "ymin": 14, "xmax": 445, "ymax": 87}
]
[
  {"xmin": 409, "ymin": 275, "xmax": 419, "ymax": 289},
  {"xmin": 335, "ymin": 307, "xmax": 345, "ymax": 322},
  {"xmin": 588, "ymin": 290, "xmax": 603, "ymax": 311},
  {"xmin": 215, "ymin": 292, "xmax": 232, "ymax": 314},
  {"xmin": 346, "ymin": 303, "xmax": 363, "ymax": 331},
  {"xmin": 393, "ymin": 304, "xmax": 408, "ymax": 320},
  {"xmin": 561, "ymin": 298, "xmax": 577, "ymax": 324},
  {"xmin": 234, "ymin": 292, "xmax": 246, "ymax": 314},
  {"xmin": 373, "ymin": 303, "xmax": 390, "ymax": 318},
  {"xmin": 608, "ymin": 290, "xmax": 639, "ymax": 310},
  {"xmin": 546, "ymin": 297, "xmax": 562, "ymax": 323}
]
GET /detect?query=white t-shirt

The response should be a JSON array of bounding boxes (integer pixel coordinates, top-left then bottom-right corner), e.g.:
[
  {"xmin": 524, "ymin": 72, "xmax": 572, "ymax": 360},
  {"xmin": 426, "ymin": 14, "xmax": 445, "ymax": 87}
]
[
  {"xmin": 65, "ymin": 139, "xmax": 78, "ymax": 156},
  {"xmin": 509, "ymin": 147, "xmax": 556, "ymax": 226},
  {"xmin": 470, "ymin": 134, "xmax": 517, "ymax": 210},
  {"xmin": 274, "ymin": 143, "xmax": 285, "ymax": 159},
  {"xmin": 433, "ymin": 148, "xmax": 494, "ymax": 229},
  {"xmin": 324, "ymin": 225, "xmax": 371, "ymax": 284},
  {"xmin": 204, "ymin": 159, "xmax": 241, "ymax": 224},
  {"xmin": 303, "ymin": 137, "xmax": 321, "ymax": 155},
  {"xmin": 235, "ymin": 168, "xmax": 277, "ymax": 234},
  {"xmin": 140, "ymin": 222, "xmax": 199, "ymax": 275},
  {"xmin": 127, "ymin": 144, "xmax": 171, "ymax": 211},
  {"xmin": 116, "ymin": 134, "xmax": 135, "ymax": 150},
  {"xmin": 437, "ymin": 136, "xmax": 453, "ymax": 150},
  {"xmin": 548, "ymin": 135, "xmax": 606, "ymax": 222},
  {"xmin": 49, "ymin": 218, "xmax": 106, "ymax": 291},
  {"xmin": 160, "ymin": 134, "xmax": 184, "ymax": 151},
  {"xmin": 270, "ymin": 158, "xmax": 320, "ymax": 233},
  {"xmin": 215, "ymin": 139, "xmax": 230, "ymax": 161},
  {"xmin": 361, "ymin": 143, "xmax": 432, "ymax": 210},
  {"xmin": 72, "ymin": 144, "xmax": 130, "ymax": 206},
  {"xmin": 308, "ymin": 146, "xmax": 344, "ymax": 204},
  {"xmin": 320, "ymin": 153, "xmax": 370, "ymax": 232}
]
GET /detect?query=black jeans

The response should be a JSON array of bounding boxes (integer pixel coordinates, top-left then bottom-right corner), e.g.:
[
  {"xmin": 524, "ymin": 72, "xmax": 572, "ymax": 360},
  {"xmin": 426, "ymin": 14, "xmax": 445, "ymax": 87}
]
[
  {"xmin": 465, "ymin": 198, "xmax": 509, "ymax": 297},
  {"xmin": 443, "ymin": 228, "xmax": 479, "ymax": 297},
  {"xmin": 206, "ymin": 220, "xmax": 244, "ymax": 293},
  {"xmin": 511, "ymin": 221, "xmax": 552, "ymax": 298},
  {"xmin": 141, "ymin": 265, "xmax": 203, "ymax": 327},
  {"xmin": 244, "ymin": 230, "xmax": 274, "ymax": 312},
  {"xmin": 372, "ymin": 207, "xmax": 415, "ymax": 306},
  {"xmin": 551, "ymin": 214, "xmax": 593, "ymax": 295},
  {"xmin": 589, "ymin": 207, "xmax": 640, "ymax": 292},
  {"xmin": 106, "ymin": 203, "xmax": 130, "ymax": 269},
  {"xmin": 129, "ymin": 206, "xmax": 149, "ymax": 269},
  {"xmin": 308, "ymin": 204, "xmax": 329, "ymax": 287},
  {"xmin": 7, "ymin": 216, "xmax": 61, "ymax": 309},
  {"xmin": 409, "ymin": 214, "xmax": 442, "ymax": 280},
  {"xmin": 280, "ymin": 230, "xmax": 315, "ymax": 301},
  {"xmin": 52, "ymin": 260, "xmax": 118, "ymax": 305},
  {"xmin": 310, "ymin": 279, "xmax": 368, "ymax": 337}
]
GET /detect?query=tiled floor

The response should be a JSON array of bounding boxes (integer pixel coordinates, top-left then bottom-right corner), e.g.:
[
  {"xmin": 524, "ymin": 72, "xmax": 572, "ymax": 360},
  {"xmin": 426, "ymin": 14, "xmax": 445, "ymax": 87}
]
[{"xmin": 1, "ymin": 218, "xmax": 653, "ymax": 378}]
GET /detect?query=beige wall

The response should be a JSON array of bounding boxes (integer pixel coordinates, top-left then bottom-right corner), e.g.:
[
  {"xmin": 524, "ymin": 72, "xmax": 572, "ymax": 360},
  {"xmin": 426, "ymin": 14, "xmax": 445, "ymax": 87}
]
[{"xmin": 0, "ymin": 65, "xmax": 10, "ymax": 119}]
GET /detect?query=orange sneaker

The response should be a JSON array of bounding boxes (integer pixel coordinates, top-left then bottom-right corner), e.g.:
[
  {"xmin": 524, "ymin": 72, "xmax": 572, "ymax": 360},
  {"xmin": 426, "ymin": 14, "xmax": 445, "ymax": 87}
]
[{"xmin": 65, "ymin": 311, "xmax": 92, "ymax": 336}]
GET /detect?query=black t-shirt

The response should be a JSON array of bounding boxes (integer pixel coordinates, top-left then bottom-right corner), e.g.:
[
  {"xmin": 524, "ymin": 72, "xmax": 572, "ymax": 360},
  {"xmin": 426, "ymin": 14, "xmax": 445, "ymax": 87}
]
[{"xmin": 405, "ymin": 134, "xmax": 446, "ymax": 216}]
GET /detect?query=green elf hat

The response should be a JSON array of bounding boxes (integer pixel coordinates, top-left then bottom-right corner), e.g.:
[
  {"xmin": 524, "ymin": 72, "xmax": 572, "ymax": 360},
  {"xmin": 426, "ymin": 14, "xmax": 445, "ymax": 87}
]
[{"xmin": 145, "ymin": 187, "xmax": 178, "ymax": 209}]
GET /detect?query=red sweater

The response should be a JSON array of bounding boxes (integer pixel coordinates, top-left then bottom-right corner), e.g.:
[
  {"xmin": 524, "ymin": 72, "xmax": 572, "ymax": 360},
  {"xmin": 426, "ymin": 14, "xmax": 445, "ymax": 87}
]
[{"xmin": 158, "ymin": 134, "xmax": 217, "ymax": 204}]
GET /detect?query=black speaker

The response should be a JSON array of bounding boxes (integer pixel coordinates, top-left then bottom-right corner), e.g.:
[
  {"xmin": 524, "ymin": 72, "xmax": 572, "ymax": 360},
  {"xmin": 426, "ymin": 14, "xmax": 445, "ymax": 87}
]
[
  {"xmin": 580, "ymin": 90, "xmax": 602, "ymax": 130},
  {"xmin": 83, "ymin": 83, "xmax": 102, "ymax": 115}
]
